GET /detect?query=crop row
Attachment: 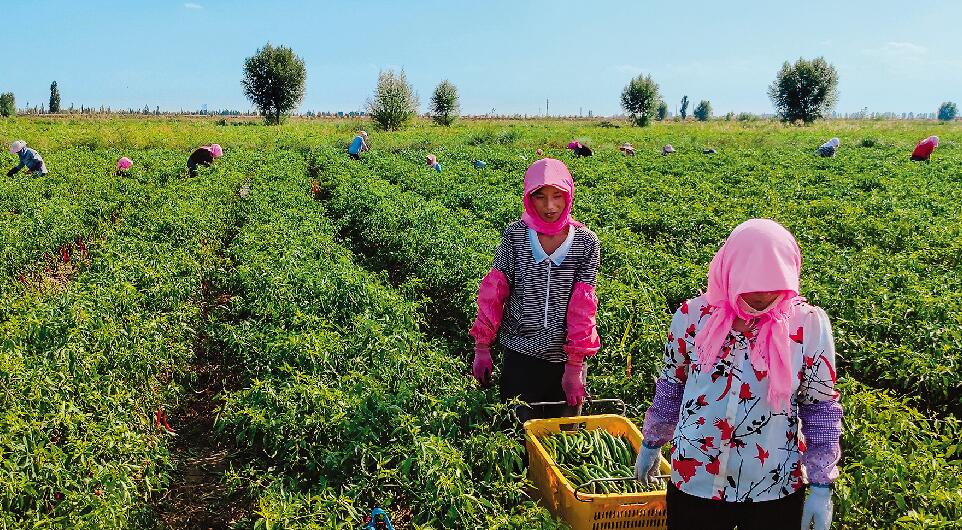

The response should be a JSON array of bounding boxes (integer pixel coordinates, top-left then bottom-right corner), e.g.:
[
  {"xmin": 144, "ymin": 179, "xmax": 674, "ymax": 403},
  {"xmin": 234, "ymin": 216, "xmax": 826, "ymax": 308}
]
[
  {"xmin": 207, "ymin": 149, "xmax": 563, "ymax": 528},
  {"xmin": 0, "ymin": 154, "xmax": 245, "ymax": 527}
]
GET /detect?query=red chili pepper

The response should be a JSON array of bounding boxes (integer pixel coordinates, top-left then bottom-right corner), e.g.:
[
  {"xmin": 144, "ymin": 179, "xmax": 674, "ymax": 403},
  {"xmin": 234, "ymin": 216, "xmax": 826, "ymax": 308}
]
[{"xmin": 155, "ymin": 409, "xmax": 174, "ymax": 432}]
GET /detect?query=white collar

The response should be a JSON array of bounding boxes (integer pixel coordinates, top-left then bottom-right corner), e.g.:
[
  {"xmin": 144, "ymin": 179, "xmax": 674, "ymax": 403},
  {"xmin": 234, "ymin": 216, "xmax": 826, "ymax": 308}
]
[{"xmin": 528, "ymin": 225, "xmax": 575, "ymax": 266}]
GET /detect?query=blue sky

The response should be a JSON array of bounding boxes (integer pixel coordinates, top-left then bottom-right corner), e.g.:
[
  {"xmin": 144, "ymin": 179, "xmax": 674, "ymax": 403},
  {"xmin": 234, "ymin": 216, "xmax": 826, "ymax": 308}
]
[{"xmin": 3, "ymin": 1, "xmax": 960, "ymax": 116}]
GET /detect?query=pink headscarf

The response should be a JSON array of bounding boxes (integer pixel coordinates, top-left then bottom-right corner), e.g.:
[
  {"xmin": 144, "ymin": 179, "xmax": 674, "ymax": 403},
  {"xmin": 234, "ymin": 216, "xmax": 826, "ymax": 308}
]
[
  {"xmin": 207, "ymin": 144, "xmax": 224, "ymax": 158},
  {"xmin": 695, "ymin": 219, "xmax": 802, "ymax": 410},
  {"xmin": 566, "ymin": 141, "xmax": 581, "ymax": 150},
  {"xmin": 116, "ymin": 157, "xmax": 133, "ymax": 170},
  {"xmin": 521, "ymin": 158, "xmax": 583, "ymax": 235}
]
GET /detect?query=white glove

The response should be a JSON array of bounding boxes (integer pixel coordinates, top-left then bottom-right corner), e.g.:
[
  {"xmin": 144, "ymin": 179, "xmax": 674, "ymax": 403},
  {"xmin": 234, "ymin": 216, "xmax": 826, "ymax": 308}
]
[
  {"xmin": 801, "ymin": 484, "xmax": 833, "ymax": 530},
  {"xmin": 634, "ymin": 441, "xmax": 662, "ymax": 486}
]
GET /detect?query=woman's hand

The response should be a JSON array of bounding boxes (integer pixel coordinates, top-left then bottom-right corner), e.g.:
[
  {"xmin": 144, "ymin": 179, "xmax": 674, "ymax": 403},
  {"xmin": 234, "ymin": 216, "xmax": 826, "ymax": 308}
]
[
  {"xmin": 634, "ymin": 441, "xmax": 662, "ymax": 486},
  {"xmin": 801, "ymin": 484, "xmax": 833, "ymax": 530},
  {"xmin": 561, "ymin": 361, "xmax": 587, "ymax": 406},
  {"xmin": 472, "ymin": 345, "xmax": 493, "ymax": 387}
]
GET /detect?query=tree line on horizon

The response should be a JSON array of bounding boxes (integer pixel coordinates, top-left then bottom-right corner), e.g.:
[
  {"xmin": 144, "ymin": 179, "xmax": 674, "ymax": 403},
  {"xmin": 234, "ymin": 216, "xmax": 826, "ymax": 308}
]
[{"xmin": 2, "ymin": 48, "xmax": 959, "ymax": 128}]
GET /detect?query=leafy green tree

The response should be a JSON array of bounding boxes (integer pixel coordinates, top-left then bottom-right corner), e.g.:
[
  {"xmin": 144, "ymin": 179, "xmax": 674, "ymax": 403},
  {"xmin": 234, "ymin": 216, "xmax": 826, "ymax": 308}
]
[
  {"xmin": 0, "ymin": 92, "xmax": 14, "ymax": 117},
  {"xmin": 431, "ymin": 80, "xmax": 460, "ymax": 126},
  {"xmin": 693, "ymin": 100, "xmax": 712, "ymax": 121},
  {"xmin": 241, "ymin": 43, "xmax": 307, "ymax": 125},
  {"xmin": 49, "ymin": 81, "xmax": 61, "ymax": 113},
  {"xmin": 656, "ymin": 101, "xmax": 669, "ymax": 120},
  {"xmin": 768, "ymin": 57, "xmax": 839, "ymax": 123},
  {"xmin": 937, "ymin": 101, "xmax": 958, "ymax": 121},
  {"xmin": 367, "ymin": 69, "xmax": 419, "ymax": 131},
  {"xmin": 620, "ymin": 74, "xmax": 660, "ymax": 127},
  {"xmin": 680, "ymin": 95, "xmax": 689, "ymax": 119}
]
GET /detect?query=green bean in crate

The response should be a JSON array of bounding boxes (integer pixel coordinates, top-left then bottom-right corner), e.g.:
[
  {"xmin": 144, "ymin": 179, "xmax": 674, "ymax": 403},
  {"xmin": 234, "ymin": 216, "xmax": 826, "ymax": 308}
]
[{"xmin": 539, "ymin": 429, "xmax": 661, "ymax": 494}]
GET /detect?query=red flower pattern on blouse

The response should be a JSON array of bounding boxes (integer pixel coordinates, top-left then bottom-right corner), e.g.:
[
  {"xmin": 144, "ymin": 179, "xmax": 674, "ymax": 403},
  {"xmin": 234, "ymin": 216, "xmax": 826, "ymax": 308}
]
[
  {"xmin": 655, "ymin": 296, "xmax": 839, "ymax": 502},
  {"xmin": 673, "ymin": 457, "xmax": 703, "ymax": 483}
]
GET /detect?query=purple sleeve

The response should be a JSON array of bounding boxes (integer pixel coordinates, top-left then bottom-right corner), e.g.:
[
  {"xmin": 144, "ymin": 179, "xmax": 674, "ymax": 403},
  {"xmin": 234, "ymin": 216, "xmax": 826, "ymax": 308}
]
[
  {"xmin": 642, "ymin": 378, "xmax": 684, "ymax": 447},
  {"xmin": 798, "ymin": 399, "xmax": 843, "ymax": 484}
]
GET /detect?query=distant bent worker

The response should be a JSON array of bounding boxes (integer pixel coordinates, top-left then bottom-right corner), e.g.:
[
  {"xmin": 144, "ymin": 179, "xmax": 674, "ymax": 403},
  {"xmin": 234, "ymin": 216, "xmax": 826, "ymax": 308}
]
[
  {"xmin": 187, "ymin": 144, "xmax": 223, "ymax": 176},
  {"xmin": 619, "ymin": 143, "xmax": 636, "ymax": 156},
  {"xmin": 473, "ymin": 160, "xmax": 486, "ymax": 169},
  {"xmin": 426, "ymin": 154, "xmax": 442, "ymax": 172},
  {"xmin": 7, "ymin": 140, "xmax": 48, "ymax": 177},
  {"xmin": 910, "ymin": 135, "xmax": 939, "ymax": 161},
  {"xmin": 116, "ymin": 157, "xmax": 133, "ymax": 176},
  {"xmin": 348, "ymin": 130, "xmax": 369, "ymax": 160},
  {"xmin": 567, "ymin": 141, "xmax": 593, "ymax": 157},
  {"xmin": 703, "ymin": 148, "xmax": 717, "ymax": 155},
  {"xmin": 662, "ymin": 144, "xmax": 675, "ymax": 155},
  {"xmin": 816, "ymin": 137, "xmax": 840, "ymax": 158}
]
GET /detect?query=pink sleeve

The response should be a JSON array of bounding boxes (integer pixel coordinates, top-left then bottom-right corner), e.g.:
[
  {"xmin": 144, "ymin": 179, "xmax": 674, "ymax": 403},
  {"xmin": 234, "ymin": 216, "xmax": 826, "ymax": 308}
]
[
  {"xmin": 469, "ymin": 268, "xmax": 510, "ymax": 347},
  {"xmin": 563, "ymin": 282, "xmax": 600, "ymax": 359}
]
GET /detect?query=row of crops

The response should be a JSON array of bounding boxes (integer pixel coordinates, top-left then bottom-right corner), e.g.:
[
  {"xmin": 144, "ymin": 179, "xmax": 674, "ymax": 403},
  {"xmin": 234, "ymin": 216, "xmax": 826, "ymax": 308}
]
[
  {"xmin": 1, "ymin": 149, "xmax": 246, "ymax": 526},
  {"xmin": 1, "ymin": 117, "xmax": 960, "ymax": 529}
]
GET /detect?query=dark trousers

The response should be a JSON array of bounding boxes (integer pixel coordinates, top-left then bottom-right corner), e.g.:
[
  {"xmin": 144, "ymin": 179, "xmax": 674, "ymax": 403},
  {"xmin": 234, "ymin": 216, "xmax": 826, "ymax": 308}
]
[
  {"xmin": 499, "ymin": 348, "xmax": 581, "ymax": 424},
  {"xmin": 349, "ymin": 152, "xmax": 361, "ymax": 160},
  {"xmin": 666, "ymin": 482, "xmax": 805, "ymax": 530}
]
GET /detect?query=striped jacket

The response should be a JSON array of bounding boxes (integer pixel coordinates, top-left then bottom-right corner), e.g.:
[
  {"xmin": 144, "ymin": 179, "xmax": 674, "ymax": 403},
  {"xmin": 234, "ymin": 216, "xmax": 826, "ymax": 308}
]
[{"xmin": 471, "ymin": 220, "xmax": 601, "ymax": 363}]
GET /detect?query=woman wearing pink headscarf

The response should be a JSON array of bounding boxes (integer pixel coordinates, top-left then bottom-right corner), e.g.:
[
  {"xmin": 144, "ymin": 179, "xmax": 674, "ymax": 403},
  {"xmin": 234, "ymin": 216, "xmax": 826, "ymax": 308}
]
[
  {"xmin": 910, "ymin": 135, "xmax": 938, "ymax": 161},
  {"xmin": 470, "ymin": 158, "xmax": 601, "ymax": 423},
  {"xmin": 116, "ymin": 157, "xmax": 133, "ymax": 176},
  {"xmin": 187, "ymin": 143, "xmax": 223, "ymax": 176},
  {"xmin": 635, "ymin": 219, "xmax": 842, "ymax": 530},
  {"xmin": 566, "ymin": 140, "xmax": 593, "ymax": 157}
]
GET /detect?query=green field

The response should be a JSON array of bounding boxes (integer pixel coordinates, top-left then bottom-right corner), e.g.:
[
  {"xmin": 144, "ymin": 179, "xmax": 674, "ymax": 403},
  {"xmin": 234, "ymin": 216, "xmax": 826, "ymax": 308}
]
[{"xmin": 2, "ymin": 116, "xmax": 961, "ymax": 529}]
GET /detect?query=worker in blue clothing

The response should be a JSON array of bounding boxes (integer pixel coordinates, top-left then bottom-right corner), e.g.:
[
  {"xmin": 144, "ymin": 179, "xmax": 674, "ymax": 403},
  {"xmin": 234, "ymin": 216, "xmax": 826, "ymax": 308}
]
[
  {"xmin": 7, "ymin": 140, "xmax": 48, "ymax": 177},
  {"xmin": 348, "ymin": 131, "xmax": 369, "ymax": 160},
  {"xmin": 361, "ymin": 508, "xmax": 395, "ymax": 530}
]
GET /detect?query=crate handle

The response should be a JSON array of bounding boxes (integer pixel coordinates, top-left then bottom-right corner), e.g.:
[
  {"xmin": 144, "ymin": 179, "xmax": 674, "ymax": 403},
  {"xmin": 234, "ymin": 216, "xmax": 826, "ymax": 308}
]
[
  {"xmin": 524, "ymin": 397, "xmax": 627, "ymax": 416},
  {"xmin": 573, "ymin": 475, "xmax": 671, "ymax": 502}
]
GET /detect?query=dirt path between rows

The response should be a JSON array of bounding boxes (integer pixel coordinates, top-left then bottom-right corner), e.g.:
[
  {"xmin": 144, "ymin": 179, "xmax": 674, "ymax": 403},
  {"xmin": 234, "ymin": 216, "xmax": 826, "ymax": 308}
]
[{"xmin": 152, "ymin": 189, "xmax": 251, "ymax": 530}]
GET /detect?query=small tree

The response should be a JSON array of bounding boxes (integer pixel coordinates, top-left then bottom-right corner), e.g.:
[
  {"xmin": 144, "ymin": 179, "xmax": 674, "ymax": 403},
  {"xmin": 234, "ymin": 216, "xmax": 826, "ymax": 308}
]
[
  {"xmin": 0, "ymin": 92, "xmax": 14, "ymax": 117},
  {"xmin": 241, "ymin": 43, "xmax": 307, "ymax": 125},
  {"xmin": 656, "ymin": 101, "xmax": 669, "ymax": 121},
  {"xmin": 768, "ymin": 57, "xmax": 839, "ymax": 123},
  {"xmin": 937, "ymin": 101, "xmax": 958, "ymax": 122},
  {"xmin": 620, "ymin": 74, "xmax": 660, "ymax": 127},
  {"xmin": 49, "ymin": 81, "xmax": 61, "ymax": 113},
  {"xmin": 693, "ymin": 100, "xmax": 712, "ymax": 121},
  {"xmin": 367, "ymin": 69, "xmax": 419, "ymax": 131},
  {"xmin": 430, "ymin": 80, "xmax": 460, "ymax": 126},
  {"xmin": 680, "ymin": 95, "xmax": 689, "ymax": 120}
]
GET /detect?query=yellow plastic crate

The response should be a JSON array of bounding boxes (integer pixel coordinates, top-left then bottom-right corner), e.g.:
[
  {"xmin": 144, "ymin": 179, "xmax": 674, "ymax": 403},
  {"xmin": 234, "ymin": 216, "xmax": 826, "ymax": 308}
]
[{"xmin": 524, "ymin": 414, "xmax": 670, "ymax": 530}]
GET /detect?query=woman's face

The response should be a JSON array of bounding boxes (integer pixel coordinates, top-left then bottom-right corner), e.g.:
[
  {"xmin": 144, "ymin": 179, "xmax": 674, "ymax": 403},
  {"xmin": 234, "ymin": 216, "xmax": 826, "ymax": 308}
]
[
  {"xmin": 740, "ymin": 291, "xmax": 782, "ymax": 311},
  {"xmin": 530, "ymin": 185, "xmax": 567, "ymax": 223}
]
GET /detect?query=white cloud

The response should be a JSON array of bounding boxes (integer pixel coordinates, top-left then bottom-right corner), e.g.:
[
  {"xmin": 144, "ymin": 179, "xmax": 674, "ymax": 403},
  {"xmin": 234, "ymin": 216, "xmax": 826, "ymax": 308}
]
[
  {"xmin": 863, "ymin": 41, "xmax": 927, "ymax": 63},
  {"xmin": 881, "ymin": 41, "xmax": 927, "ymax": 55},
  {"xmin": 861, "ymin": 41, "xmax": 934, "ymax": 76},
  {"xmin": 613, "ymin": 64, "xmax": 644, "ymax": 76},
  {"xmin": 184, "ymin": 2, "xmax": 203, "ymax": 9}
]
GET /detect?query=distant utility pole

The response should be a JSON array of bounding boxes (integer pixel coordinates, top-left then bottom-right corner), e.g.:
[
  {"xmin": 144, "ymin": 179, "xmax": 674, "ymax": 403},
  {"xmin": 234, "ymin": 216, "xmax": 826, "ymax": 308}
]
[{"xmin": 546, "ymin": 98, "xmax": 549, "ymax": 117}]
